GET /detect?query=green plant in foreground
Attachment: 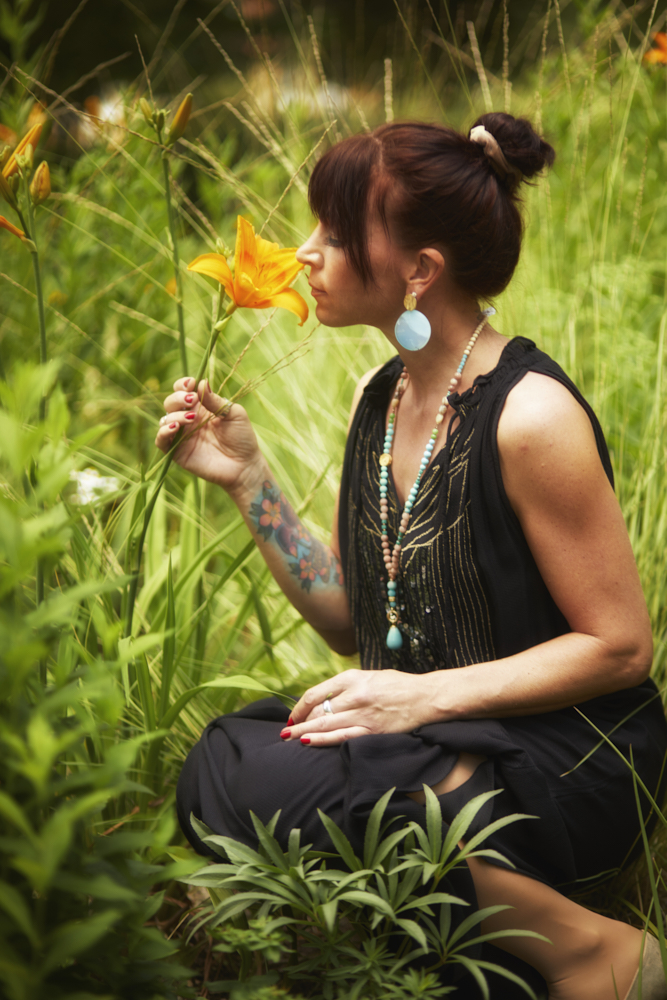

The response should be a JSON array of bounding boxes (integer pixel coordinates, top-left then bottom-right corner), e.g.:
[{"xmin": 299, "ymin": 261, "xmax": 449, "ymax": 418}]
[
  {"xmin": 0, "ymin": 362, "xmax": 203, "ymax": 998},
  {"xmin": 185, "ymin": 787, "xmax": 543, "ymax": 999}
]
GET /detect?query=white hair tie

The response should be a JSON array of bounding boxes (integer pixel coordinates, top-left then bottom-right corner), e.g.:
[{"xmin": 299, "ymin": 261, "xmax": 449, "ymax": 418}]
[{"xmin": 469, "ymin": 125, "xmax": 522, "ymax": 187}]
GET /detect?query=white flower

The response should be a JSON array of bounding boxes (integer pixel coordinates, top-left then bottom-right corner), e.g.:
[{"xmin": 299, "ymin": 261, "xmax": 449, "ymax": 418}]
[{"xmin": 70, "ymin": 467, "xmax": 120, "ymax": 505}]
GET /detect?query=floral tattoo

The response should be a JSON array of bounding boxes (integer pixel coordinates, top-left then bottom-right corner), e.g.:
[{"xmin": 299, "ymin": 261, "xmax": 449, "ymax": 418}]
[{"xmin": 249, "ymin": 480, "xmax": 344, "ymax": 593}]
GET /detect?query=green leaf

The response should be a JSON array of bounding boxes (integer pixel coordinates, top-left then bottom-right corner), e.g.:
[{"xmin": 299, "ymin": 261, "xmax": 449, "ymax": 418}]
[
  {"xmin": 424, "ymin": 784, "xmax": 443, "ymax": 860},
  {"xmin": 41, "ymin": 909, "xmax": 122, "ymax": 976},
  {"xmin": 454, "ymin": 956, "xmax": 538, "ymax": 1000},
  {"xmin": 27, "ymin": 577, "xmax": 129, "ymax": 628},
  {"xmin": 363, "ymin": 786, "xmax": 395, "ymax": 868},
  {"xmin": 158, "ymin": 674, "xmax": 278, "ymax": 730},
  {"xmin": 441, "ymin": 790, "xmax": 505, "ymax": 862},
  {"xmin": 0, "ymin": 791, "xmax": 33, "ymax": 838},
  {"xmin": 319, "ymin": 898, "xmax": 339, "ymax": 934},
  {"xmin": 249, "ymin": 812, "xmax": 289, "ymax": 871},
  {"xmin": 0, "ymin": 879, "xmax": 39, "ymax": 946},
  {"xmin": 245, "ymin": 568, "xmax": 275, "ymax": 662},
  {"xmin": 117, "ymin": 632, "xmax": 165, "ymax": 664},
  {"xmin": 158, "ymin": 555, "xmax": 176, "ymax": 722},
  {"xmin": 135, "ymin": 652, "xmax": 156, "ymax": 732},
  {"xmin": 317, "ymin": 810, "xmax": 362, "ymax": 872},
  {"xmin": 336, "ymin": 889, "xmax": 394, "ymax": 917},
  {"xmin": 395, "ymin": 917, "xmax": 428, "ymax": 951}
]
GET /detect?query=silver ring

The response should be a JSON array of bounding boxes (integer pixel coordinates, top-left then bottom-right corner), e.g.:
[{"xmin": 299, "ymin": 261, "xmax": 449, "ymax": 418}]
[
  {"xmin": 218, "ymin": 398, "xmax": 232, "ymax": 416},
  {"xmin": 322, "ymin": 698, "xmax": 335, "ymax": 715}
]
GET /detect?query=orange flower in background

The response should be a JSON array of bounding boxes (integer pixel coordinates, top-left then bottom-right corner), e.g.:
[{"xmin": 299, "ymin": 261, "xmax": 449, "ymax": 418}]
[
  {"xmin": 644, "ymin": 32, "xmax": 667, "ymax": 64},
  {"xmin": 0, "ymin": 123, "xmax": 17, "ymax": 147},
  {"xmin": 187, "ymin": 216, "xmax": 308, "ymax": 325},
  {"xmin": 2, "ymin": 122, "xmax": 43, "ymax": 178},
  {"xmin": 27, "ymin": 101, "xmax": 47, "ymax": 128},
  {"xmin": 0, "ymin": 215, "xmax": 25, "ymax": 240}
]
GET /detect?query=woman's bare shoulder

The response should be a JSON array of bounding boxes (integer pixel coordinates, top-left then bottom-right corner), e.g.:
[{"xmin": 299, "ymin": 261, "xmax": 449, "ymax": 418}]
[
  {"xmin": 497, "ymin": 371, "xmax": 607, "ymax": 518},
  {"xmin": 497, "ymin": 371, "xmax": 597, "ymax": 458}
]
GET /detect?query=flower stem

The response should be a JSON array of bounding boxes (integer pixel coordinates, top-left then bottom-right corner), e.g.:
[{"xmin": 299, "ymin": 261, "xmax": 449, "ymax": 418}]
[
  {"xmin": 124, "ymin": 301, "xmax": 236, "ymax": 639},
  {"xmin": 20, "ymin": 191, "xmax": 47, "ymax": 419},
  {"xmin": 158, "ymin": 134, "xmax": 187, "ymax": 373},
  {"xmin": 20, "ymin": 182, "xmax": 48, "ymax": 686}
]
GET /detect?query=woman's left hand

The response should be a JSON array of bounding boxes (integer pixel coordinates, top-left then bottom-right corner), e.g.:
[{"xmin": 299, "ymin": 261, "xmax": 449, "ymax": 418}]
[{"xmin": 284, "ymin": 668, "xmax": 438, "ymax": 746}]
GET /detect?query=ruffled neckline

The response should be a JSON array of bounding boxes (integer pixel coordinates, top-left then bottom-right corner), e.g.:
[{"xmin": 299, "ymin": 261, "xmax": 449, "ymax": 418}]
[{"xmin": 362, "ymin": 336, "xmax": 537, "ymax": 408}]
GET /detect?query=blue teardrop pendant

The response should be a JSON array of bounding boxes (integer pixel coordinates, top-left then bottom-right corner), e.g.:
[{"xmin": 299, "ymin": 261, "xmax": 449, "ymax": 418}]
[{"xmin": 386, "ymin": 625, "xmax": 403, "ymax": 649}]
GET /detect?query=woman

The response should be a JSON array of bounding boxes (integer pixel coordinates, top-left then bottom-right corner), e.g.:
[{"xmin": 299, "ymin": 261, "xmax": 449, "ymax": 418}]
[{"xmin": 156, "ymin": 113, "xmax": 667, "ymax": 1000}]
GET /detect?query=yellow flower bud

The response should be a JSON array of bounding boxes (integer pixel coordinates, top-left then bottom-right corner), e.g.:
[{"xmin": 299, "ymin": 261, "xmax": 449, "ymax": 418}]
[
  {"xmin": 166, "ymin": 93, "xmax": 193, "ymax": 146},
  {"xmin": 30, "ymin": 160, "xmax": 51, "ymax": 205},
  {"xmin": 0, "ymin": 172, "xmax": 17, "ymax": 209},
  {"xmin": 140, "ymin": 98, "xmax": 154, "ymax": 126},
  {"xmin": 0, "ymin": 145, "xmax": 11, "ymax": 169}
]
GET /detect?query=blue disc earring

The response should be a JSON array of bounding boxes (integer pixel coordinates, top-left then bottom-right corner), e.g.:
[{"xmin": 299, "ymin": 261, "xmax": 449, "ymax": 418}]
[{"xmin": 395, "ymin": 292, "xmax": 431, "ymax": 351}]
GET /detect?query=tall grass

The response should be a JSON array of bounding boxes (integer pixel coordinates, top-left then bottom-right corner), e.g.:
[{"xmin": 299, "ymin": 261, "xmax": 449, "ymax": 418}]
[{"xmin": 1, "ymin": 0, "xmax": 666, "ymax": 995}]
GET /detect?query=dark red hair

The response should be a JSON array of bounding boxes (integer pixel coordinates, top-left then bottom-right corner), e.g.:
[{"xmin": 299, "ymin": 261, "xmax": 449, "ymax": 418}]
[{"xmin": 307, "ymin": 113, "xmax": 555, "ymax": 299}]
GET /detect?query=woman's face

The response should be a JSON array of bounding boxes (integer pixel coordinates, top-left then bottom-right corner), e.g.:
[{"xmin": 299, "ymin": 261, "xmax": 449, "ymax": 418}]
[{"xmin": 296, "ymin": 219, "xmax": 407, "ymax": 333}]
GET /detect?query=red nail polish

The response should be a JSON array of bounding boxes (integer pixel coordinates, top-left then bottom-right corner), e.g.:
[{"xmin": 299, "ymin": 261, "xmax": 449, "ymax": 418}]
[
  {"xmin": 287, "ymin": 716, "xmax": 294, "ymax": 726},
  {"xmin": 185, "ymin": 412, "xmax": 196, "ymax": 421},
  {"xmin": 169, "ymin": 422, "xmax": 178, "ymax": 429},
  {"xmin": 280, "ymin": 729, "xmax": 290, "ymax": 740},
  {"xmin": 184, "ymin": 393, "xmax": 194, "ymax": 403},
  {"xmin": 300, "ymin": 736, "xmax": 310, "ymax": 745}
]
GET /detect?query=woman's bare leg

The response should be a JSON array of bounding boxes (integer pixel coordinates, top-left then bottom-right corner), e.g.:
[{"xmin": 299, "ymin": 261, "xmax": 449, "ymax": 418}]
[
  {"xmin": 467, "ymin": 856, "xmax": 643, "ymax": 1000},
  {"xmin": 409, "ymin": 753, "xmax": 644, "ymax": 1000}
]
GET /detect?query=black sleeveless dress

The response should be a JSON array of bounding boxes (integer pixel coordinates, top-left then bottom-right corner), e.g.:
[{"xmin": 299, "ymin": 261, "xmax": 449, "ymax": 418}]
[{"xmin": 177, "ymin": 337, "xmax": 667, "ymax": 897}]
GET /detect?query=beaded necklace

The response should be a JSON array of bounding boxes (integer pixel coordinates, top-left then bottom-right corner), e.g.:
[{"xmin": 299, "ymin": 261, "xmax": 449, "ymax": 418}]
[{"xmin": 380, "ymin": 310, "xmax": 494, "ymax": 650}]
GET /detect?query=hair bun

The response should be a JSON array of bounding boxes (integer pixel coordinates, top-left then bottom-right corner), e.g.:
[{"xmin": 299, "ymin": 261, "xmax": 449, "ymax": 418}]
[{"xmin": 472, "ymin": 112, "xmax": 555, "ymax": 187}]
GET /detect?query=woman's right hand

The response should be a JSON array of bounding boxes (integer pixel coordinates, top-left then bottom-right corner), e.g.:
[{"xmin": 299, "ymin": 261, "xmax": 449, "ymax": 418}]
[{"xmin": 155, "ymin": 377, "xmax": 264, "ymax": 497}]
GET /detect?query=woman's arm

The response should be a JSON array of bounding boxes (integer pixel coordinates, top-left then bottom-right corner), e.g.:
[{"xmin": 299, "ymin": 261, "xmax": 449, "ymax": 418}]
[
  {"xmin": 286, "ymin": 373, "xmax": 653, "ymax": 743},
  {"xmin": 155, "ymin": 375, "xmax": 373, "ymax": 654}
]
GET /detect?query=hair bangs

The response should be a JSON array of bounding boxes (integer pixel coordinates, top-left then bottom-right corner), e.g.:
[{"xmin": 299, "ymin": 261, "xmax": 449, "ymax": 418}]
[{"xmin": 308, "ymin": 135, "xmax": 382, "ymax": 286}]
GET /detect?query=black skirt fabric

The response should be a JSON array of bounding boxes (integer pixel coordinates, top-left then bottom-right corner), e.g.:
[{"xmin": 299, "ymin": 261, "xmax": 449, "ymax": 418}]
[{"xmin": 177, "ymin": 683, "xmax": 667, "ymax": 894}]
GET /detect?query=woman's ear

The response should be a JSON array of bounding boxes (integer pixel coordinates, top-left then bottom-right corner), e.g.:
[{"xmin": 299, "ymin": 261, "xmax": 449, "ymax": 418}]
[{"xmin": 407, "ymin": 248, "xmax": 445, "ymax": 296}]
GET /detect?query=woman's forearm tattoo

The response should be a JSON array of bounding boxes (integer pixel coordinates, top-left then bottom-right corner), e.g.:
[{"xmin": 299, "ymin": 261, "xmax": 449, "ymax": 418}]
[{"xmin": 249, "ymin": 480, "xmax": 344, "ymax": 593}]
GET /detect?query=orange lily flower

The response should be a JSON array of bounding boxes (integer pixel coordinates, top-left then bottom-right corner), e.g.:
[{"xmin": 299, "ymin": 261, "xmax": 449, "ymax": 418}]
[
  {"xmin": 2, "ymin": 122, "xmax": 43, "ymax": 178},
  {"xmin": 644, "ymin": 32, "xmax": 667, "ymax": 64},
  {"xmin": 187, "ymin": 216, "xmax": 309, "ymax": 325},
  {"xmin": 0, "ymin": 215, "xmax": 25, "ymax": 240}
]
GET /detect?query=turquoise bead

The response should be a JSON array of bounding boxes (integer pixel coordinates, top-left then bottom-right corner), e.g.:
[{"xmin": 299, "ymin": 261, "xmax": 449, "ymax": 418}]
[{"xmin": 386, "ymin": 625, "xmax": 403, "ymax": 649}]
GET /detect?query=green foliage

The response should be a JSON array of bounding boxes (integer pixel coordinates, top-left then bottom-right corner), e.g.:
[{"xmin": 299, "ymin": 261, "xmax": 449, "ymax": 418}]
[
  {"xmin": 185, "ymin": 789, "xmax": 542, "ymax": 999},
  {"xmin": 0, "ymin": 364, "xmax": 200, "ymax": 998}
]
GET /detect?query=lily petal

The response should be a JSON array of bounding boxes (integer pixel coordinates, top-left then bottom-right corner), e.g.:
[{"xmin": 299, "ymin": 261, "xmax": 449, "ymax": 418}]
[
  {"xmin": 187, "ymin": 253, "xmax": 234, "ymax": 298},
  {"xmin": 260, "ymin": 288, "xmax": 309, "ymax": 326},
  {"xmin": 234, "ymin": 216, "xmax": 259, "ymax": 289}
]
